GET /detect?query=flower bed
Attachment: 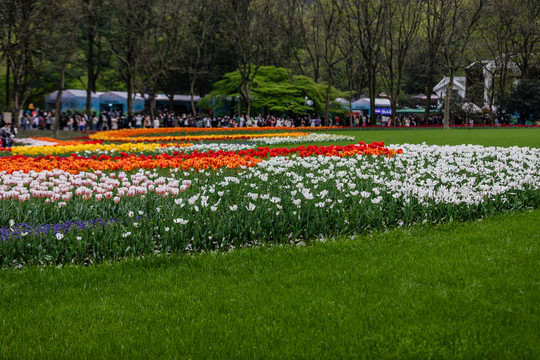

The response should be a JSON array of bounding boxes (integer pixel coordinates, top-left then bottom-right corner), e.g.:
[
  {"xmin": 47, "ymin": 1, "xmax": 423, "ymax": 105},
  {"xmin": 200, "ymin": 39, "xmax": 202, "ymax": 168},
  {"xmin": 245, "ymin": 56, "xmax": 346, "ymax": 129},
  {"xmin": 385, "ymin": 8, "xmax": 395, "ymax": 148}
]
[
  {"xmin": 11, "ymin": 142, "xmax": 194, "ymax": 156},
  {"xmin": 91, "ymin": 131, "xmax": 314, "ymax": 143},
  {"xmin": 0, "ymin": 143, "xmax": 399, "ymax": 174},
  {"xmin": 1, "ymin": 142, "xmax": 539, "ymax": 267},
  {"xmin": 248, "ymin": 133, "xmax": 355, "ymax": 145},
  {"xmin": 89, "ymin": 126, "xmax": 340, "ymax": 142}
]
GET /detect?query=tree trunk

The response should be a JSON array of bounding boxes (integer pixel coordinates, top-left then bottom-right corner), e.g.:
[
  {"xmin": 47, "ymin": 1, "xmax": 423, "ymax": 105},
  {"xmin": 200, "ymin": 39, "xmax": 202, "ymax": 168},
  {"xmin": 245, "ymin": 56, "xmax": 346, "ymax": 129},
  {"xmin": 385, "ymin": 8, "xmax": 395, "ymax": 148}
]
[
  {"xmin": 5, "ymin": 27, "xmax": 10, "ymax": 107},
  {"xmin": 5, "ymin": 57, "xmax": 10, "ymax": 108},
  {"xmin": 392, "ymin": 68, "xmax": 404, "ymax": 126},
  {"xmin": 86, "ymin": 30, "xmax": 95, "ymax": 115},
  {"xmin": 424, "ymin": 60, "xmax": 434, "ymax": 123},
  {"xmin": 127, "ymin": 71, "xmax": 133, "ymax": 116},
  {"xmin": 150, "ymin": 96, "xmax": 156, "ymax": 120},
  {"xmin": 55, "ymin": 63, "xmax": 67, "ymax": 136},
  {"xmin": 246, "ymin": 86, "xmax": 251, "ymax": 117},
  {"xmin": 168, "ymin": 95, "xmax": 174, "ymax": 114},
  {"xmin": 390, "ymin": 97, "xmax": 397, "ymax": 126},
  {"xmin": 488, "ymin": 73, "xmax": 496, "ymax": 124},
  {"xmin": 365, "ymin": 56, "xmax": 378, "ymax": 126},
  {"xmin": 149, "ymin": 91, "xmax": 156, "ymax": 120},
  {"xmin": 324, "ymin": 70, "xmax": 332, "ymax": 127},
  {"xmin": 443, "ymin": 69, "xmax": 454, "ymax": 130},
  {"xmin": 12, "ymin": 64, "xmax": 22, "ymax": 127},
  {"xmin": 349, "ymin": 90, "xmax": 353, "ymax": 128},
  {"xmin": 190, "ymin": 79, "xmax": 197, "ymax": 116},
  {"xmin": 369, "ymin": 65, "xmax": 376, "ymax": 125}
]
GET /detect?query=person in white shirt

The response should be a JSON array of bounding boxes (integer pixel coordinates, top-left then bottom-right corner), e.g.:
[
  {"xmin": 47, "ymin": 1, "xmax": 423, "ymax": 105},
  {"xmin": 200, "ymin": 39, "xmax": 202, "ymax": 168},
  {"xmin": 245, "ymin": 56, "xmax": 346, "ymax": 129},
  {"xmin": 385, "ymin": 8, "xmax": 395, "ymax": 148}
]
[{"xmin": 111, "ymin": 115, "xmax": 118, "ymax": 130}]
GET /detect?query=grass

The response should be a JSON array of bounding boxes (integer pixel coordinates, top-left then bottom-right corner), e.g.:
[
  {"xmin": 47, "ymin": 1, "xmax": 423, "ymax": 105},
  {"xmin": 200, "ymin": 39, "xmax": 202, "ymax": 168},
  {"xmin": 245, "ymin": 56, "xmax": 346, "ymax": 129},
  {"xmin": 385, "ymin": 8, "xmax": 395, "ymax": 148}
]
[
  {"xmin": 1, "ymin": 209, "xmax": 539, "ymax": 359},
  {"xmin": 349, "ymin": 127, "xmax": 540, "ymax": 148},
  {"xmin": 292, "ymin": 127, "xmax": 540, "ymax": 149},
  {"xmin": 12, "ymin": 127, "xmax": 540, "ymax": 148}
]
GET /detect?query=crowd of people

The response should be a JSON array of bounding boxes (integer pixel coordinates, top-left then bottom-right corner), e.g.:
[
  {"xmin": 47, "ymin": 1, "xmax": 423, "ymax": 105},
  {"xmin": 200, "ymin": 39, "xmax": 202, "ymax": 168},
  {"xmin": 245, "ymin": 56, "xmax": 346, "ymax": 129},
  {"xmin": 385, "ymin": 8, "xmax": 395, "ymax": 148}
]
[
  {"xmin": 0, "ymin": 109, "xmax": 520, "ymax": 147},
  {"xmin": 11, "ymin": 109, "xmax": 447, "ymax": 132},
  {"xmin": 0, "ymin": 122, "xmax": 16, "ymax": 148},
  {"xmin": 13, "ymin": 110, "xmax": 344, "ymax": 131}
]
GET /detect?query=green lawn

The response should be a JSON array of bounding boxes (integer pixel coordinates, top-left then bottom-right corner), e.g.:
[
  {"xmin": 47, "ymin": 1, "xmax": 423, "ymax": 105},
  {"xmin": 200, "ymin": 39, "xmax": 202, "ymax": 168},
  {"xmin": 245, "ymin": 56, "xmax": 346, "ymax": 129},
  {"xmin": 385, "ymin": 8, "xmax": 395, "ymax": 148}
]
[
  {"xmin": 254, "ymin": 127, "xmax": 540, "ymax": 149},
  {"xmin": 13, "ymin": 127, "xmax": 540, "ymax": 148},
  {"xmin": 315, "ymin": 127, "xmax": 540, "ymax": 148},
  {"xmin": 2, "ymin": 126, "xmax": 539, "ymax": 358},
  {"xmin": 1, "ymin": 209, "xmax": 538, "ymax": 358}
]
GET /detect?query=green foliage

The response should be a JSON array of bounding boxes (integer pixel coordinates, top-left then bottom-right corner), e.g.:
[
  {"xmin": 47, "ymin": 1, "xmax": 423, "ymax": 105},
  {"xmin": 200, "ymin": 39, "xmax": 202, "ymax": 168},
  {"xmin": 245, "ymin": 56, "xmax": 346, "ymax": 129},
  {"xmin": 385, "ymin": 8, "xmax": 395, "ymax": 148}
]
[
  {"xmin": 200, "ymin": 66, "xmax": 345, "ymax": 116},
  {"xmin": 501, "ymin": 80, "xmax": 540, "ymax": 123}
]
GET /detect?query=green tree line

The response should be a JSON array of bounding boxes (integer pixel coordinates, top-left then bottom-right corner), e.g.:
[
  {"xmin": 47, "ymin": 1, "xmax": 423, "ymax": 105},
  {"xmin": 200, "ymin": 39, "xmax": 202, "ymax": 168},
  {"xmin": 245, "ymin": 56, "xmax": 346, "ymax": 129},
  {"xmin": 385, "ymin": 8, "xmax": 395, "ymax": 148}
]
[{"xmin": 0, "ymin": 0, "xmax": 538, "ymax": 127}]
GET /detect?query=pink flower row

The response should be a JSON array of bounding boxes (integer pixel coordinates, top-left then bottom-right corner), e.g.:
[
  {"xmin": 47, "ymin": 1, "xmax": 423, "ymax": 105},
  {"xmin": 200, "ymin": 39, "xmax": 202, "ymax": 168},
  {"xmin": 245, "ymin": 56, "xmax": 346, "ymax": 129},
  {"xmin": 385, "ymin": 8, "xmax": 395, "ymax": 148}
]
[{"xmin": 0, "ymin": 170, "xmax": 191, "ymax": 204}]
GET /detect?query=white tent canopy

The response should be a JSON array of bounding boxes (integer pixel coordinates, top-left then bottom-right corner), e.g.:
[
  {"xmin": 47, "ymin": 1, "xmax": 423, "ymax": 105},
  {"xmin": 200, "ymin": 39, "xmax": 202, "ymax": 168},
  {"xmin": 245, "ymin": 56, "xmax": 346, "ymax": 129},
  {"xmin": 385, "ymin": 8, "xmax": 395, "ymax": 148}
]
[
  {"xmin": 352, "ymin": 98, "xmax": 391, "ymax": 109},
  {"xmin": 462, "ymin": 102, "xmax": 482, "ymax": 113}
]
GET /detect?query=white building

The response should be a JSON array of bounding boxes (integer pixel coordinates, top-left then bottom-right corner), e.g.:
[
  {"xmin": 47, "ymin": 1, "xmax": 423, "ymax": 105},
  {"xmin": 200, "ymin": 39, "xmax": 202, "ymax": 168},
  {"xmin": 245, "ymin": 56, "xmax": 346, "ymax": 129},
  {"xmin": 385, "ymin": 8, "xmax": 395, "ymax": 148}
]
[
  {"xmin": 465, "ymin": 60, "xmax": 520, "ymax": 106},
  {"xmin": 433, "ymin": 76, "xmax": 467, "ymax": 104}
]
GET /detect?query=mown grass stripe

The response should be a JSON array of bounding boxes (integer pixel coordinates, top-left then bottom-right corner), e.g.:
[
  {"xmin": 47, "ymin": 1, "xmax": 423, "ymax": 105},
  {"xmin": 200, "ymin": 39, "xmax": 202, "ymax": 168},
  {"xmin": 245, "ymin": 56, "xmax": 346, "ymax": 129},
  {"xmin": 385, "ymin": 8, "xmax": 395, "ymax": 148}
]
[{"xmin": 1, "ymin": 209, "xmax": 538, "ymax": 359}]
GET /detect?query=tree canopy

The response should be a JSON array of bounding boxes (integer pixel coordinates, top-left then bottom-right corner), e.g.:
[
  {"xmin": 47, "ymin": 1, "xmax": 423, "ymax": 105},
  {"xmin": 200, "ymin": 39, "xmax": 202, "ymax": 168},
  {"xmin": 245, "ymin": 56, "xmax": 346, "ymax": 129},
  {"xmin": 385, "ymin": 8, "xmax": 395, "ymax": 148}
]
[
  {"xmin": 200, "ymin": 66, "xmax": 345, "ymax": 117},
  {"xmin": 501, "ymin": 80, "xmax": 540, "ymax": 123},
  {"xmin": 0, "ymin": 0, "xmax": 538, "ymax": 124}
]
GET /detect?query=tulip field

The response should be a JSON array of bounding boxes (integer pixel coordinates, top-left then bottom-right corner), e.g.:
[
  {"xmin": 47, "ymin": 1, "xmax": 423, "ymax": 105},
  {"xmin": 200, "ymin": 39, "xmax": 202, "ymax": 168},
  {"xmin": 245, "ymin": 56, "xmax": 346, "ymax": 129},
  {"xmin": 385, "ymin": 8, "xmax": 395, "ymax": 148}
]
[
  {"xmin": 1, "ymin": 127, "xmax": 538, "ymax": 267},
  {"xmin": 1, "ymin": 126, "xmax": 539, "ymax": 358}
]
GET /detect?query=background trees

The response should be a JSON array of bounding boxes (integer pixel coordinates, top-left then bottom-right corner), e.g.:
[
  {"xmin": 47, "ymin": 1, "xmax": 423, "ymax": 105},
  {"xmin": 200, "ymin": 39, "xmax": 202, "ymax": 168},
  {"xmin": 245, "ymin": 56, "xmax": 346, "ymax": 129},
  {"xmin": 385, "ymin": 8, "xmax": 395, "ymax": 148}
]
[
  {"xmin": 0, "ymin": 0, "xmax": 538, "ymax": 123},
  {"xmin": 0, "ymin": 0, "xmax": 57, "ymax": 124},
  {"xmin": 200, "ymin": 66, "xmax": 343, "ymax": 117},
  {"xmin": 439, "ymin": 0, "xmax": 485, "ymax": 129},
  {"xmin": 380, "ymin": 0, "xmax": 421, "ymax": 125}
]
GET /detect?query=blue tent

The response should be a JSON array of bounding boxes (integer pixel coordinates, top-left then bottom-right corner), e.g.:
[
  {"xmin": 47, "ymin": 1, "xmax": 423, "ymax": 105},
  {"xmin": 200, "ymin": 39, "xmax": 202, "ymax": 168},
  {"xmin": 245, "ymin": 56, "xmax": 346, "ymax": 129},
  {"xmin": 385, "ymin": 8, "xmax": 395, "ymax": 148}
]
[
  {"xmin": 153, "ymin": 94, "xmax": 201, "ymax": 114},
  {"xmin": 99, "ymin": 91, "xmax": 145, "ymax": 113},
  {"xmin": 45, "ymin": 90, "xmax": 102, "ymax": 113},
  {"xmin": 351, "ymin": 98, "xmax": 392, "ymax": 116}
]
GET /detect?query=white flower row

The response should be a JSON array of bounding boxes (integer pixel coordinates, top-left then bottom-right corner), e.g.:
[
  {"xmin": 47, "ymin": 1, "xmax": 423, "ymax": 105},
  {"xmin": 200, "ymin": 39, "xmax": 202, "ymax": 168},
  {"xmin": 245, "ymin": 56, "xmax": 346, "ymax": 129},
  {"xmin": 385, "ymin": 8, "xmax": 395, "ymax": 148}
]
[
  {"xmin": 13, "ymin": 138, "xmax": 59, "ymax": 147},
  {"xmin": 247, "ymin": 133, "xmax": 355, "ymax": 145},
  {"xmin": 2, "ymin": 144, "xmax": 539, "ymax": 218},
  {"xmin": 76, "ymin": 143, "xmax": 255, "ymax": 155},
  {"xmin": 183, "ymin": 143, "xmax": 540, "ymax": 210}
]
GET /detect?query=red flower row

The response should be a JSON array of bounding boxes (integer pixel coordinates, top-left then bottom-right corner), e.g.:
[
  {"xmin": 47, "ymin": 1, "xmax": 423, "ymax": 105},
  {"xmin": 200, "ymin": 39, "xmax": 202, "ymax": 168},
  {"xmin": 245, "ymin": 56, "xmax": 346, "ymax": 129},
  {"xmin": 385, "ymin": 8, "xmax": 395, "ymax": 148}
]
[{"xmin": 0, "ymin": 142, "xmax": 401, "ymax": 174}]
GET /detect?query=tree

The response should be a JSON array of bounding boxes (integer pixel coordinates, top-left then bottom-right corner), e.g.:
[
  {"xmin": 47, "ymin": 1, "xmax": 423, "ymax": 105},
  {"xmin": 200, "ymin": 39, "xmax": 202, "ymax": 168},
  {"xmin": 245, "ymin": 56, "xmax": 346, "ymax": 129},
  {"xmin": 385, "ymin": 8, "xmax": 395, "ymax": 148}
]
[
  {"xmin": 294, "ymin": 0, "xmax": 347, "ymax": 126},
  {"xmin": 421, "ymin": 0, "xmax": 452, "ymax": 123},
  {"xmin": 183, "ymin": 0, "xmax": 217, "ymax": 116},
  {"xmin": 501, "ymin": 80, "xmax": 540, "ymax": 124},
  {"xmin": 295, "ymin": 0, "xmax": 323, "ymax": 83},
  {"xmin": 218, "ymin": 0, "xmax": 280, "ymax": 116},
  {"xmin": 440, "ymin": 0, "xmax": 485, "ymax": 129},
  {"xmin": 509, "ymin": 0, "xmax": 540, "ymax": 81},
  {"xmin": 336, "ymin": 1, "xmax": 363, "ymax": 127},
  {"xmin": 51, "ymin": 0, "xmax": 84, "ymax": 134},
  {"xmin": 0, "ymin": 0, "xmax": 56, "ymax": 124},
  {"xmin": 380, "ymin": 0, "xmax": 421, "ymax": 125},
  {"xmin": 105, "ymin": 0, "xmax": 154, "ymax": 115},
  {"xmin": 472, "ymin": 0, "xmax": 539, "ymax": 122},
  {"xmin": 275, "ymin": 0, "xmax": 306, "ymax": 79},
  {"xmin": 134, "ymin": 0, "xmax": 187, "ymax": 118},
  {"xmin": 79, "ymin": 0, "xmax": 109, "ymax": 115},
  {"xmin": 348, "ymin": 0, "xmax": 387, "ymax": 125},
  {"xmin": 200, "ymin": 66, "xmax": 344, "ymax": 117}
]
